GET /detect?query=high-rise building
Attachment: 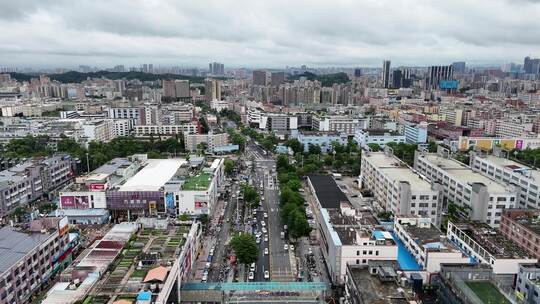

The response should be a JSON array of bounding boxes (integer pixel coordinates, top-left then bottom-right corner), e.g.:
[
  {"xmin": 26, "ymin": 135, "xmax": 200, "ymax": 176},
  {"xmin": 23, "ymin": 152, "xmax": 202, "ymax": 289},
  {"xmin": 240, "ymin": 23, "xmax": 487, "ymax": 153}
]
[
  {"xmin": 271, "ymin": 72, "xmax": 285, "ymax": 86},
  {"xmin": 452, "ymin": 62, "xmax": 466, "ymax": 74},
  {"xmin": 392, "ymin": 69, "xmax": 402, "ymax": 89},
  {"xmin": 426, "ymin": 65, "xmax": 453, "ymax": 89},
  {"xmin": 163, "ymin": 80, "xmax": 190, "ymax": 100},
  {"xmin": 524, "ymin": 56, "xmax": 540, "ymax": 74},
  {"xmin": 354, "ymin": 68, "xmax": 362, "ymax": 77},
  {"xmin": 209, "ymin": 62, "xmax": 225, "ymax": 75},
  {"xmin": 382, "ymin": 60, "xmax": 391, "ymax": 88},
  {"xmin": 253, "ymin": 70, "xmax": 268, "ymax": 86},
  {"xmin": 205, "ymin": 78, "xmax": 222, "ymax": 101}
]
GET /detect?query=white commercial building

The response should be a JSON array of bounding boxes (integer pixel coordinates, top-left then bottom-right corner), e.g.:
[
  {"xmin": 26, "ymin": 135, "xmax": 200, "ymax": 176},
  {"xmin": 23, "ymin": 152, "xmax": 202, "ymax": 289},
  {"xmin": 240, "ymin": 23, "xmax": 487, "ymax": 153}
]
[
  {"xmin": 447, "ymin": 221, "xmax": 535, "ymax": 274},
  {"xmin": 360, "ymin": 151, "xmax": 442, "ymax": 226},
  {"xmin": 163, "ymin": 158, "xmax": 225, "ymax": 216},
  {"xmin": 470, "ymin": 153, "xmax": 540, "ymax": 209},
  {"xmin": 495, "ymin": 120, "xmax": 534, "ymax": 138},
  {"xmin": 414, "ymin": 150, "xmax": 517, "ymax": 227},
  {"xmin": 404, "ymin": 123, "xmax": 428, "ymax": 144},
  {"xmin": 393, "ymin": 216, "xmax": 469, "ymax": 273}
]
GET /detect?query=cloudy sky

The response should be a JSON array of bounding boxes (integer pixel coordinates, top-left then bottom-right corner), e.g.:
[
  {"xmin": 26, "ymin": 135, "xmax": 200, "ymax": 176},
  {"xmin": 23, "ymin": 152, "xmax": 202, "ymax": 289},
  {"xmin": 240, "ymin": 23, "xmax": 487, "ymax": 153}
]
[{"xmin": 1, "ymin": 0, "xmax": 539, "ymax": 69}]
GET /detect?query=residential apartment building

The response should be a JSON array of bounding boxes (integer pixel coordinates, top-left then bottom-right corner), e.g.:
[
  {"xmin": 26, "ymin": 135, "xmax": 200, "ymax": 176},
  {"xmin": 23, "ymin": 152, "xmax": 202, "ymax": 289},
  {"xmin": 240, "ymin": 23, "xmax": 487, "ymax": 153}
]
[
  {"xmin": 184, "ymin": 132, "xmax": 229, "ymax": 152},
  {"xmin": 312, "ymin": 115, "xmax": 367, "ymax": 136},
  {"xmin": 500, "ymin": 209, "xmax": 540, "ymax": 259},
  {"xmin": 112, "ymin": 119, "xmax": 132, "ymax": 137},
  {"xmin": 354, "ymin": 129, "xmax": 406, "ymax": 148},
  {"xmin": 258, "ymin": 113, "xmax": 298, "ymax": 131},
  {"xmin": 0, "ymin": 217, "xmax": 70, "ymax": 304},
  {"xmin": 133, "ymin": 123, "xmax": 197, "ymax": 137},
  {"xmin": 204, "ymin": 79, "xmax": 221, "ymax": 101},
  {"xmin": 447, "ymin": 221, "xmax": 535, "ymax": 274},
  {"xmin": 414, "ymin": 150, "xmax": 517, "ymax": 227},
  {"xmin": 439, "ymin": 107, "xmax": 463, "ymax": 127},
  {"xmin": 306, "ymin": 175, "xmax": 398, "ymax": 285},
  {"xmin": 162, "ymin": 80, "xmax": 190, "ymax": 100},
  {"xmin": 393, "ymin": 216, "xmax": 469, "ymax": 273},
  {"xmin": 0, "ymin": 155, "xmax": 73, "ymax": 219},
  {"xmin": 108, "ymin": 107, "xmax": 141, "ymax": 124},
  {"xmin": 360, "ymin": 151, "xmax": 442, "ymax": 226},
  {"xmin": 82, "ymin": 119, "xmax": 115, "ymax": 142},
  {"xmin": 470, "ymin": 153, "xmax": 540, "ymax": 209}
]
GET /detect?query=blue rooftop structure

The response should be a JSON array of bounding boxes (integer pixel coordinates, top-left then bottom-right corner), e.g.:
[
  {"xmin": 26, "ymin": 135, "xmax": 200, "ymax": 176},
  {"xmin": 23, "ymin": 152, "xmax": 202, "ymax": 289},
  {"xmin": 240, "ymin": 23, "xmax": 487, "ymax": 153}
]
[
  {"xmin": 392, "ymin": 233, "xmax": 422, "ymax": 271},
  {"xmin": 137, "ymin": 291, "xmax": 152, "ymax": 301}
]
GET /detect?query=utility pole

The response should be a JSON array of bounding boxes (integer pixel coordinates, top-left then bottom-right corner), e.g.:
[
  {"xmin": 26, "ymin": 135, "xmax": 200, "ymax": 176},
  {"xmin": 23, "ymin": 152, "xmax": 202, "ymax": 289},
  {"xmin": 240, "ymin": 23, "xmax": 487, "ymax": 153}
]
[{"xmin": 86, "ymin": 152, "xmax": 90, "ymax": 173}]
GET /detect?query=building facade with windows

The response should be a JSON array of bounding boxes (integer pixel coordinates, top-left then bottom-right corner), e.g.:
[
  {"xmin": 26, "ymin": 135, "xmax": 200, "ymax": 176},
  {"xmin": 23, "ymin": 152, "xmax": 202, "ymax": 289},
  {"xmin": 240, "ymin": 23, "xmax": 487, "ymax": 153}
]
[{"xmin": 414, "ymin": 150, "xmax": 517, "ymax": 227}]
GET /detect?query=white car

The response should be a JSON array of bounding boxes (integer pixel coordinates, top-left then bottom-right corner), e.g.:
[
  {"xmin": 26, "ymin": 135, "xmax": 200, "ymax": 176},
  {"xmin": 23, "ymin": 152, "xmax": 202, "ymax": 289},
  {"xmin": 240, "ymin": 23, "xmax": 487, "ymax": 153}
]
[
  {"xmin": 248, "ymin": 271, "xmax": 254, "ymax": 280},
  {"xmin": 284, "ymin": 244, "xmax": 288, "ymax": 250},
  {"xmin": 308, "ymin": 248, "xmax": 313, "ymax": 255},
  {"xmin": 262, "ymin": 227, "xmax": 267, "ymax": 234},
  {"xmin": 290, "ymin": 245, "xmax": 295, "ymax": 251},
  {"xmin": 250, "ymin": 263, "xmax": 256, "ymax": 272},
  {"xmin": 261, "ymin": 221, "xmax": 266, "ymax": 227},
  {"xmin": 264, "ymin": 248, "xmax": 269, "ymax": 255},
  {"xmin": 202, "ymin": 273, "xmax": 208, "ymax": 282},
  {"xmin": 264, "ymin": 212, "xmax": 268, "ymax": 218},
  {"xmin": 256, "ymin": 237, "xmax": 261, "ymax": 244},
  {"xmin": 264, "ymin": 270, "xmax": 270, "ymax": 279},
  {"xmin": 264, "ymin": 235, "xmax": 268, "ymax": 242}
]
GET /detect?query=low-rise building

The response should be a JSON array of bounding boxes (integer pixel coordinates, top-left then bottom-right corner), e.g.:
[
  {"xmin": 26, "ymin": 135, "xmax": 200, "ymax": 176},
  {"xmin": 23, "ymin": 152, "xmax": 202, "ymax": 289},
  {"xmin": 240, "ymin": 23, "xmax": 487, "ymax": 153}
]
[
  {"xmin": 294, "ymin": 131, "xmax": 348, "ymax": 153},
  {"xmin": 404, "ymin": 123, "xmax": 428, "ymax": 144},
  {"xmin": 515, "ymin": 263, "xmax": 540, "ymax": 303},
  {"xmin": 414, "ymin": 149, "xmax": 517, "ymax": 227},
  {"xmin": 354, "ymin": 129, "xmax": 405, "ymax": 148},
  {"xmin": 393, "ymin": 216, "xmax": 469, "ymax": 273},
  {"xmin": 306, "ymin": 175, "xmax": 398, "ymax": 285},
  {"xmin": 1, "ymin": 155, "xmax": 74, "ymax": 219},
  {"xmin": 133, "ymin": 123, "xmax": 197, "ymax": 137},
  {"xmin": 184, "ymin": 132, "xmax": 229, "ymax": 152},
  {"xmin": 344, "ymin": 261, "xmax": 414, "ymax": 304},
  {"xmin": 312, "ymin": 115, "xmax": 367, "ymax": 136},
  {"xmin": 500, "ymin": 209, "xmax": 540, "ymax": 259},
  {"xmin": 447, "ymin": 221, "xmax": 535, "ymax": 274},
  {"xmin": 82, "ymin": 119, "xmax": 115, "ymax": 142},
  {"xmin": 0, "ymin": 217, "xmax": 70, "ymax": 304},
  {"xmin": 360, "ymin": 151, "xmax": 442, "ymax": 226}
]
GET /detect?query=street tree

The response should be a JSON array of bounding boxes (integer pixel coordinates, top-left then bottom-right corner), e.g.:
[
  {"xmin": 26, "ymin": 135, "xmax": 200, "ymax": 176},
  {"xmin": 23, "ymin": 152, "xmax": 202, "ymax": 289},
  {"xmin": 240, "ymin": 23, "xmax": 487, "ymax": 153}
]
[{"xmin": 230, "ymin": 233, "xmax": 259, "ymax": 265}]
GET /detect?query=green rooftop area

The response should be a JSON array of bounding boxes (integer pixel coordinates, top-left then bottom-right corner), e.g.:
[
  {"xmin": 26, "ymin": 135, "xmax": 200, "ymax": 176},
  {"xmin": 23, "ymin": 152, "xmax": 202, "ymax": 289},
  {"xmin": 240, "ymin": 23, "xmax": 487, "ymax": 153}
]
[
  {"xmin": 182, "ymin": 172, "xmax": 212, "ymax": 190},
  {"xmin": 465, "ymin": 281, "xmax": 510, "ymax": 304}
]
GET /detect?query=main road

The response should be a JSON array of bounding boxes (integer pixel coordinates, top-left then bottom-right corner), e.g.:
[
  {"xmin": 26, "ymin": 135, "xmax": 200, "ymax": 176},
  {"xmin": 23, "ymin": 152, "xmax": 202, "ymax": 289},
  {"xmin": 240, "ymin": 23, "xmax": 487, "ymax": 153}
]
[{"xmin": 247, "ymin": 141, "xmax": 294, "ymax": 282}]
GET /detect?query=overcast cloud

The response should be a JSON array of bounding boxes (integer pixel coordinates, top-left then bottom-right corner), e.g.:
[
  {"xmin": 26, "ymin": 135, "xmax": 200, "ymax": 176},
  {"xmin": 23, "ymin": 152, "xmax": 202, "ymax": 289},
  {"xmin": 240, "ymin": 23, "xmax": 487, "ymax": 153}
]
[{"xmin": 0, "ymin": 0, "xmax": 539, "ymax": 68}]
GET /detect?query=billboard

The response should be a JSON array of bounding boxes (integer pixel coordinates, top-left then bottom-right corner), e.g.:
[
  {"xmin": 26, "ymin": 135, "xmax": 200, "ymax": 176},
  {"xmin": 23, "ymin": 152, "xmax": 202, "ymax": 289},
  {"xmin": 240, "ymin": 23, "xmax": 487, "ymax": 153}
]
[
  {"xmin": 60, "ymin": 195, "xmax": 89, "ymax": 209},
  {"xmin": 58, "ymin": 217, "xmax": 69, "ymax": 236},
  {"xmin": 89, "ymin": 183, "xmax": 106, "ymax": 191},
  {"xmin": 194, "ymin": 201, "xmax": 208, "ymax": 209},
  {"xmin": 165, "ymin": 193, "xmax": 175, "ymax": 209}
]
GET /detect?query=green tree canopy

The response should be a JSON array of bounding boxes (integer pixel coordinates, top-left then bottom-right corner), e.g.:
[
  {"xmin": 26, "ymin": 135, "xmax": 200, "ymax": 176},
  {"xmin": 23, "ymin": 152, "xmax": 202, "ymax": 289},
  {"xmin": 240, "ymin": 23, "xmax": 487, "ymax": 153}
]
[{"xmin": 230, "ymin": 233, "xmax": 259, "ymax": 265}]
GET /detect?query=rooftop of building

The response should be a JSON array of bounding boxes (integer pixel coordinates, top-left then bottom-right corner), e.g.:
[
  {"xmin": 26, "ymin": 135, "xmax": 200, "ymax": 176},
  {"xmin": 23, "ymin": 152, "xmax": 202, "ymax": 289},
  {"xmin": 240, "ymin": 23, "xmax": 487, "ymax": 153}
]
[
  {"xmin": 451, "ymin": 221, "xmax": 531, "ymax": 259},
  {"xmin": 347, "ymin": 263, "xmax": 412, "ymax": 304},
  {"xmin": 0, "ymin": 224, "xmax": 56, "ymax": 274},
  {"xmin": 307, "ymin": 175, "xmax": 349, "ymax": 209},
  {"xmin": 361, "ymin": 129, "xmax": 402, "ymax": 136},
  {"xmin": 119, "ymin": 158, "xmax": 187, "ymax": 192},
  {"xmin": 325, "ymin": 207, "xmax": 393, "ymax": 246},
  {"xmin": 476, "ymin": 154, "xmax": 540, "ymax": 184},
  {"xmin": 502, "ymin": 209, "xmax": 540, "ymax": 236},
  {"xmin": 419, "ymin": 153, "xmax": 510, "ymax": 193},
  {"xmin": 182, "ymin": 171, "xmax": 212, "ymax": 190},
  {"xmin": 363, "ymin": 152, "xmax": 434, "ymax": 192},
  {"xmin": 297, "ymin": 130, "xmax": 344, "ymax": 137}
]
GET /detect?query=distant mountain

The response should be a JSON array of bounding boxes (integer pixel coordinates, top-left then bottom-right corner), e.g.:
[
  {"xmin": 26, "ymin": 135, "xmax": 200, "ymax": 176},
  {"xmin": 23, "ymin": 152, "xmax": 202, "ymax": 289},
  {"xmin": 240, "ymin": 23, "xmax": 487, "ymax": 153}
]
[
  {"xmin": 288, "ymin": 71, "xmax": 350, "ymax": 87},
  {"xmin": 8, "ymin": 71, "xmax": 214, "ymax": 84}
]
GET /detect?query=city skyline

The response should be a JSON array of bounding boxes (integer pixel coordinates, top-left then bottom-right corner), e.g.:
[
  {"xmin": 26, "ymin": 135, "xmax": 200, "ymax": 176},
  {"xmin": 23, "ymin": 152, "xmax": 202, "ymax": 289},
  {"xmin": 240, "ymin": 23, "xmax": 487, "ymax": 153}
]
[{"xmin": 1, "ymin": 0, "xmax": 540, "ymax": 68}]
